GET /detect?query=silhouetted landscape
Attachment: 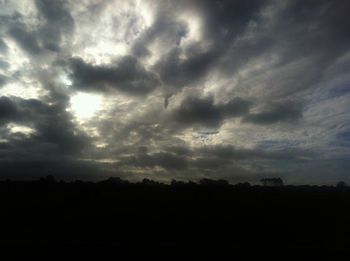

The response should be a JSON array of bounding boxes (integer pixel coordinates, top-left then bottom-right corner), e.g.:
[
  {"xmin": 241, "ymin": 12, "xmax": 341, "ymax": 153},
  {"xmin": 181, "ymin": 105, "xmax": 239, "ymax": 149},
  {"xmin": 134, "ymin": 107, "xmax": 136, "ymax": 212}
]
[{"xmin": 1, "ymin": 176, "xmax": 350, "ymax": 255}]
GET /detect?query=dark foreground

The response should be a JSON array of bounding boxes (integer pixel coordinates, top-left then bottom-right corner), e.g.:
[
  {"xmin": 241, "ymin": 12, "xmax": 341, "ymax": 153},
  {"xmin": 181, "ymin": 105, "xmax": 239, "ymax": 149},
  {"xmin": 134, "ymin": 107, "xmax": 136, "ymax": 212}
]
[{"xmin": 1, "ymin": 178, "xmax": 350, "ymax": 256}]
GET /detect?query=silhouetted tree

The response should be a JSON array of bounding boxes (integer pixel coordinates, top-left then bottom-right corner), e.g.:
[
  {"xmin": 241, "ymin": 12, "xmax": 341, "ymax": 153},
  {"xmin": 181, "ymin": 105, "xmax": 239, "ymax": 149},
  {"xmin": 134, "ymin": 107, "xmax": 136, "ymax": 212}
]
[
  {"xmin": 199, "ymin": 178, "xmax": 229, "ymax": 186},
  {"xmin": 39, "ymin": 175, "xmax": 56, "ymax": 184},
  {"xmin": 142, "ymin": 178, "xmax": 160, "ymax": 186},
  {"xmin": 171, "ymin": 180, "xmax": 186, "ymax": 186},
  {"xmin": 261, "ymin": 178, "xmax": 284, "ymax": 187},
  {"xmin": 236, "ymin": 182, "xmax": 251, "ymax": 188},
  {"xmin": 336, "ymin": 181, "xmax": 347, "ymax": 188}
]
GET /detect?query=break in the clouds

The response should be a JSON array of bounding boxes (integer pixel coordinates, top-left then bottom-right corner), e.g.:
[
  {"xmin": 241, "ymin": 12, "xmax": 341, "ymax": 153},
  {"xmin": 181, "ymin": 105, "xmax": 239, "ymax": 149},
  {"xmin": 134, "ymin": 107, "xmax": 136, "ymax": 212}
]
[{"xmin": 0, "ymin": 0, "xmax": 349, "ymax": 184}]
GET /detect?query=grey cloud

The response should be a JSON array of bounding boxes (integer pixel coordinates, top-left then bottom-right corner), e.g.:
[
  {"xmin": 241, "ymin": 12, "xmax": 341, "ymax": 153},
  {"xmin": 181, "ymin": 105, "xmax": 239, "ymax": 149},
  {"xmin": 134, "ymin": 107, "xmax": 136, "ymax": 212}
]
[
  {"xmin": 0, "ymin": 0, "xmax": 349, "ymax": 183},
  {"xmin": 0, "ymin": 39, "xmax": 8, "ymax": 53},
  {"xmin": 0, "ymin": 96, "xmax": 19, "ymax": 123},
  {"xmin": 8, "ymin": 26, "xmax": 42, "ymax": 55},
  {"xmin": 219, "ymin": 98, "xmax": 252, "ymax": 117},
  {"xmin": 196, "ymin": 145, "xmax": 253, "ymax": 160},
  {"xmin": 174, "ymin": 96, "xmax": 222, "ymax": 128},
  {"xmin": 35, "ymin": 0, "xmax": 74, "ymax": 30},
  {"xmin": 134, "ymin": 0, "xmax": 267, "ymax": 93},
  {"xmin": 0, "ymin": 60, "xmax": 10, "ymax": 70},
  {"xmin": 278, "ymin": 0, "xmax": 350, "ymax": 60},
  {"xmin": 154, "ymin": 46, "xmax": 218, "ymax": 90},
  {"xmin": 201, "ymin": 1, "xmax": 267, "ymax": 52},
  {"xmin": 114, "ymin": 144, "xmax": 313, "ymax": 177},
  {"xmin": 215, "ymin": 0, "xmax": 350, "ymax": 101},
  {"xmin": 0, "ymin": 96, "xmax": 89, "ymax": 155},
  {"xmin": 195, "ymin": 145, "xmax": 313, "ymax": 162},
  {"xmin": 166, "ymin": 146, "xmax": 193, "ymax": 156},
  {"xmin": 144, "ymin": 152, "xmax": 188, "ymax": 171},
  {"xmin": 69, "ymin": 56, "xmax": 160, "ymax": 95},
  {"xmin": 0, "ymin": 74, "xmax": 7, "ymax": 86},
  {"xmin": 174, "ymin": 96, "xmax": 252, "ymax": 128},
  {"xmin": 5, "ymin": 0, "xmax": 74, "ymax": 56},
  {"xmin": 35, "ymin": 0, "xmax": 74, "ymax": 52},
  {"xmin": 132, "ymin": 13, "xmax": 189, "ymax": 57},
  {"xmin": 22, "ymin": 101, "xmax": 88, "ymax": 154},
  {"xmin": 191, "ymin": 157, "xmax": 232, "ymax": 170},
  {"xmin": 243, "ymin": 101, "xmax": 303, "ymax": 125},
  {"xmin": 120, "ymin": 152, "xmax": 188, "ymax": 171}
]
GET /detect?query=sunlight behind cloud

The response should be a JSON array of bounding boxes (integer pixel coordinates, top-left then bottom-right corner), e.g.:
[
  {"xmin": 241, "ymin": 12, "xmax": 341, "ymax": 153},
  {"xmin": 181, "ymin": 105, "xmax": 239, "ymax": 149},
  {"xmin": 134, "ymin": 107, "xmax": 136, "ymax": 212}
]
[
  {"xmin": 1, "ymin": 82, "xmax": 43, "ymax": 99},
  {"xmin": 70, "ymin": 0, "xmax": 155, "ymax": 65},
  {"xmin": 8, "ymin": 123, "xmax": 36, "ymax": 136},
  {"xmin": 69, "ymin": 92, "xmax": 102, "ymax": 120}
]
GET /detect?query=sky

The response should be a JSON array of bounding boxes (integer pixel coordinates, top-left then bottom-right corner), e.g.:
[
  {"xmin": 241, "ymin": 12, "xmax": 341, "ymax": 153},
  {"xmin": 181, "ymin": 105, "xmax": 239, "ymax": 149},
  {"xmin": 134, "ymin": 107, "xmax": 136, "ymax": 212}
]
[{"xmin": 0, "ymin": 0, "xmax": 349, "ymax": 184}]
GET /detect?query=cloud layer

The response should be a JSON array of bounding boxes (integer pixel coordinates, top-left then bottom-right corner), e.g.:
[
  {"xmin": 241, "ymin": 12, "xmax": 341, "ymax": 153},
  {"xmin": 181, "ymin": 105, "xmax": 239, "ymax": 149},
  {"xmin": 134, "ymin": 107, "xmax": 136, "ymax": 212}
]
[{"xmin": 0, "ymin": 0, "xmax": 349, "ymax": 184}]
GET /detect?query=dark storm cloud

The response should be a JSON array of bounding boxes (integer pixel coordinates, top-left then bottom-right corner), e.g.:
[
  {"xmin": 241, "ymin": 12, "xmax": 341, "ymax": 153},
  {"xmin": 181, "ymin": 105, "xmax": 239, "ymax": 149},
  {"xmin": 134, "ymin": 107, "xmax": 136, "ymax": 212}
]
[
  {"xmin": 154, "ymin": 46, "xmax": 218, "ymax": 90},
  {"xmin": 19, "ymin": 99, "xmax": 88, "ymax": 154},
  {"xmin": 195, "ymin": 0, "xmax": 266, "ymax": 37},
  {"xmin": 0, "ymin": 96, "xmax": 18, "ymax": 123},
  {"xmin": 5, "ymin": 0, "xmax": 74, "ymax": 55},
  {"xmin": 174, "ymin": 96, "xmax": 252, "ymax": 127},
  {"xmin": 0, "ymin": 96, "xmax": 89, "ymax": 155},
  {"xmin": 8, "ymin": 26, "xmax": 42, "ymax": 55},
  {"xmin": 0, "ymin": 103, "xmax": 115, "ymax": 179},
  {"xmin": 243, "ymin": 101, "xmax": 303, "ymax": 125},
  {"xmin": 245, "ymin": 0, "xmax": 350, "ymax": 98},
  {"xmin": 195, "ymin": 0, "xmax": 350, "ymax": 107},
  {"xmin": 277, "ymin": 0, "xmax": 350, "ymax": 61},
  {"xmin": 174, "ymin": 96, "xmax": 221, "ymax": 128},
  {"xmin": 35, "ymin": 0, "xmax": 74, "ymax": 30},
  {"xmin": 133, "ymin": 0, "xmax": 267, "ymax": 92},
  {"xmin": 35, "ymin": 0, "xmax": 74, "ymax": 52},
  {"xmin": 69, "ymin": 56, "xmax": 160, "ymax": 95},
  {"xmin": 219, "ymin": 98, "xmax": 253, "ymax": 117}
]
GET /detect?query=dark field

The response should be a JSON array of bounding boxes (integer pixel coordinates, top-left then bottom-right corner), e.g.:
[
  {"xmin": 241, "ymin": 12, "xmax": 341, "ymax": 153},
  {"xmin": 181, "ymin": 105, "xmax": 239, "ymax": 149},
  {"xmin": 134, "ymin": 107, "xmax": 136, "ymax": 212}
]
[{"xmin": 1, "ymin": 178, "xmax": 350, "ymax": 256}]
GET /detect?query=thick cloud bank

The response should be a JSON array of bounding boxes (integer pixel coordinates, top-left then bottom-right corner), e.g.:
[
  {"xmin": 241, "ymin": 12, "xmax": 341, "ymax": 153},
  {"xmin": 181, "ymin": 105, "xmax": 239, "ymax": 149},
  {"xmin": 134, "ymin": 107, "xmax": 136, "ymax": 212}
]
[{"xmin": 0, "ymin": 0, "xmax": 349, "ymax": 184}]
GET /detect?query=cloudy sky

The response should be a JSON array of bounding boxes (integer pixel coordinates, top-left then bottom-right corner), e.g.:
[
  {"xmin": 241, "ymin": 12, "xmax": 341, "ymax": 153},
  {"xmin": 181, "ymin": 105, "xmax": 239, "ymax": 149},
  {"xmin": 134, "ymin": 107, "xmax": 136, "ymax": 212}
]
[{"xmin": 0, "ymin": 0, "xmax": 349, "ymax": 184}]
